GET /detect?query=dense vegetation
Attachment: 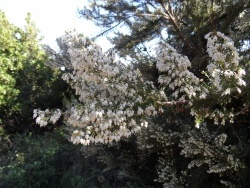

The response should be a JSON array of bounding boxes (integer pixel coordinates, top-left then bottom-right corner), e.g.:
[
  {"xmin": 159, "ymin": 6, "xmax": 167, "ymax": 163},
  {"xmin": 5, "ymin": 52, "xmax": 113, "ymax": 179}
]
[
  {"xmin": 0, "ymin": 11, "xmax": 86, "ymax": 187},
  {"xmin": 1, "ymin": 0, "xmax": 250, "ymax": 187}
]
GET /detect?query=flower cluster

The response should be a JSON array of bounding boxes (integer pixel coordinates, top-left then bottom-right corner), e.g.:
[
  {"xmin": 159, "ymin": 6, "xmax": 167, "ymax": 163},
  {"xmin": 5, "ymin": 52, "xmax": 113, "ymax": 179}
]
[
  {"xmin": 156, "ymin": 32, "xmax": 246, "ymax": 125},
  {"xmin": 33, "ymin": 109, "xmax": 61, "ymax": 126},
  {"xmin": 191, "ymin": 32, "xmax": 247, "ymax": 124},
  {"xmin": 156, "ymin": 43, "xmax": 208, "ymax": 103},
  {"xmin": 205, "ymin": 31, "xmax": 246, "ymax": 94},
  {"xmin": 34, "ymin": 32, "xmax": 161, "ymax": 145}
]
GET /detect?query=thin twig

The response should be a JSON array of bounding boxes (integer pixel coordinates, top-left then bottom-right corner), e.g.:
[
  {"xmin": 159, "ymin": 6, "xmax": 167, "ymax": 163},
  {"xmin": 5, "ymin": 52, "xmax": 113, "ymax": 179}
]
[
  {"xmin": 236, "ymin": 102, "xmax": 250, "ymax": 116},
  {"xmin": 230, "ymin": 124, "xmax": 243, "ymax": 150},
  {"xmin": 94, "ymin": 21, "xmax": 122, "ymax": 39},
  {"xmin": 156, "ymin": 100, "xmax": 189, "ymax": 106},
  {"xmin": 135, "ymin": 13, "xmax": 161, "ymax": 17}
]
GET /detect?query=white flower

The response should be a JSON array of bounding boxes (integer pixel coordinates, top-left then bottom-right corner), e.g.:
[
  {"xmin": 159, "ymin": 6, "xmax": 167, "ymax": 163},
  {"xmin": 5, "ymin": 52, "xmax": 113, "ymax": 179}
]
[
  {"xmin": 221, "ymin": 88, "xmax": 231, "ymax": 96},
  {"xmin": 238, "ymin": 68, "xmax": 246, "ymax": 76},
  {"xmin": 137, "ymin": 107, "xmax": 143, "ymax": 115}
]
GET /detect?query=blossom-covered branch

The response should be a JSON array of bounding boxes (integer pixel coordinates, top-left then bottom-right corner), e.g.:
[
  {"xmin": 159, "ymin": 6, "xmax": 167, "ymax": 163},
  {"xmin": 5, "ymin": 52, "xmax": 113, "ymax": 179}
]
[
  {"xmin": 34, "ymin": 31, "xmax": 247, "ymax": 145},
  {"xmin": 34, "ymin": 32, "xmax": 162, "ymax": 145}
]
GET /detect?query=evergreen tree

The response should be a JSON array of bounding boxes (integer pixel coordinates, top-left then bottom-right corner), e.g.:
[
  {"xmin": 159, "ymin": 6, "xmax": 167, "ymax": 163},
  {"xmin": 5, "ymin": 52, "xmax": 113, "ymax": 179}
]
[
  {"xmin": 80, "ymin": 0, "xmax": 250, "ymax": 72},
  {"xmin": 81, "ymin": 1, "xmax": 249, "ymax": 47}
]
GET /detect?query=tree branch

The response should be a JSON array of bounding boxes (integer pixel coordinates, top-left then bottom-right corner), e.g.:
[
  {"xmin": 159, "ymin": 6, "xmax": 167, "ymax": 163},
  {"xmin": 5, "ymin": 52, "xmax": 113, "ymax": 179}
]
[
  {"xmin": 236, "ymin": 102, "xmax": 250, "ymax": 116},
  {"xmin": 157, "ymin": 0, "xmax": 195, "ymax": 51},
  {"xmin": 156, "ymin": 100, "xmax": 189, "ymax": 106},
  {"xmin": 94, "ymin": 21, "xmax": 123, "ymax": 38}
]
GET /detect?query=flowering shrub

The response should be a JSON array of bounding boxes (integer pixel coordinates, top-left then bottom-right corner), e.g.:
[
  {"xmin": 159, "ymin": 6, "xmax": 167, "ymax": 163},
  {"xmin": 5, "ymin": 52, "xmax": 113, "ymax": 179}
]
[
  {"xmin": 34, "ymin": 31, "xmax": 247, "ymax": 145},
  {"xmin": 32, "ymin": 31, "xmax": 249, "ymax": 187},
  {"xmin": 34, "ymin": 32, "xmax": 162, "ymax": 145}
]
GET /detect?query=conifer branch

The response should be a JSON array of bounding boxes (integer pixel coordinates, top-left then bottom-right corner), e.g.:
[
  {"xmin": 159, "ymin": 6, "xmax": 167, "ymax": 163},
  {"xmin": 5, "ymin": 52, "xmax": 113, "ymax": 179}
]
[
  {"xmin": 157, "ymin": 0, "xmax": 195, "ymax": 52},
  {"xmin": 95, "ymin": 21, "xmax": 123, "ymax": 38}
]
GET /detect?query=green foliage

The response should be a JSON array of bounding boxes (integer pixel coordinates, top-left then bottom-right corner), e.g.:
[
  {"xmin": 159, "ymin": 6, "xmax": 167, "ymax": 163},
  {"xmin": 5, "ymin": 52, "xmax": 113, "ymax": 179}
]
[
  {"xmin": 0, "ymin": 11, "xmax": 23, "ymax": 106},
  {"xmin": 0, "ymin": 11, "xmax": 68, "ymax": 132},
  {"xmin": 0, "ymin": 130, "xmax": 102, "ymax": 188}
]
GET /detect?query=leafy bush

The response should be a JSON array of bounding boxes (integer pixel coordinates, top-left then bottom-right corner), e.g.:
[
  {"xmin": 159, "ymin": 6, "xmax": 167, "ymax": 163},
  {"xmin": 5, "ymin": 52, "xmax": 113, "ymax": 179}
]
[
  {"xmin": 0, "ymin": 11, "xmax": 68, "ymax": 133},
  {"xmin": 0, "ymin": 130, "xmax": 102, "ymax": 188}
]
